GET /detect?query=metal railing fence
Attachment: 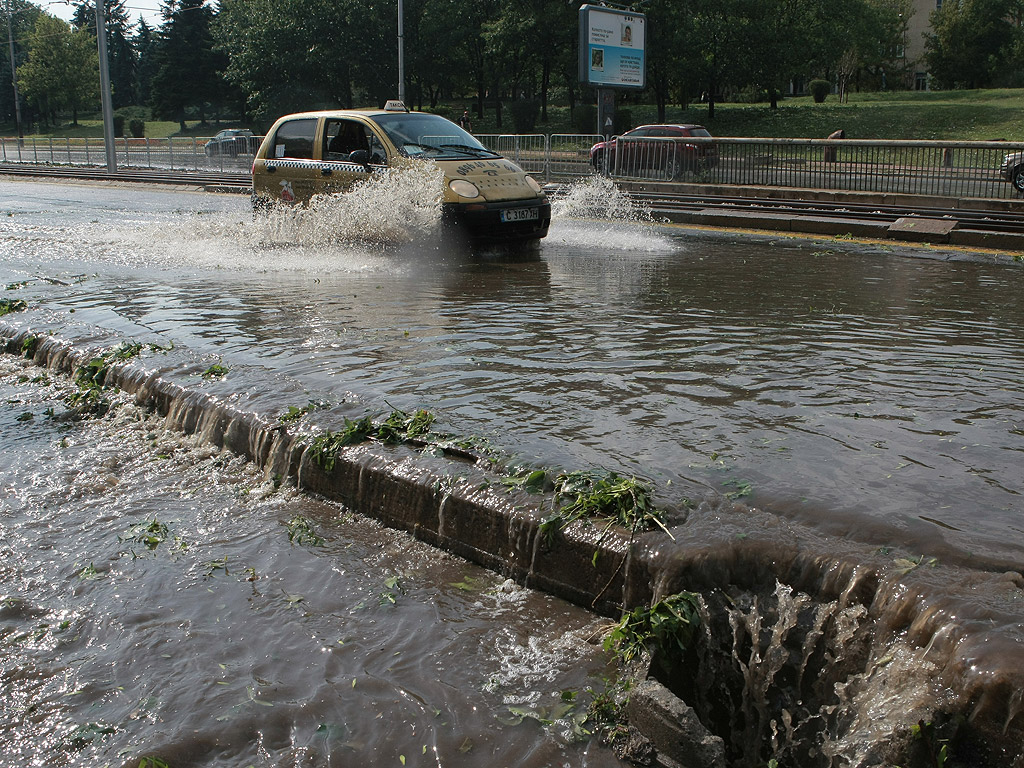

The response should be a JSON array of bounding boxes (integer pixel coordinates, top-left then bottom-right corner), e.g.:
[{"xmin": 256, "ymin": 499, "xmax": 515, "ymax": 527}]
[
  {"xmin": 4, "ymin": 133, "xmax": 1024, "ymax": 200},
  {"xmin": 476, "ymin": 134, "xmax": 548, "ymax": 175},
  {"xmin": 0, "ymin": 136, "xmax": 256, "ymax": 172},
  {"xmin": 590, "ymin": 136, "xmax": 1024, "ymax": 200}
]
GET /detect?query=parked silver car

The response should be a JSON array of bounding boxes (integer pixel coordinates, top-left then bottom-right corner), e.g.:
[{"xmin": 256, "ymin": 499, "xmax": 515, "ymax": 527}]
[
  {"xmin": 999, "ymin": 150, "xmax": 1024, "ymax": 193},
  {"xmin": 204, "ymin": 129, "xmax": 259, "ymax": 157}
]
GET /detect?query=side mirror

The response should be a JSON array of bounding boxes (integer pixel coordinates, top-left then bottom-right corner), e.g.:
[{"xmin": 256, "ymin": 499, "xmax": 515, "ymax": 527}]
[{"xmin": 349, "ymin": 149, "xmax": 371, "ymax": 167}]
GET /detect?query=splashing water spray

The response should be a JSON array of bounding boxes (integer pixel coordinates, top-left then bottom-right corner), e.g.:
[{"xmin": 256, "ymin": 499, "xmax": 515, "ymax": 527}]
[{"xmin": 551, "ymin": 175, "xmax": 652, "ymax": 222}]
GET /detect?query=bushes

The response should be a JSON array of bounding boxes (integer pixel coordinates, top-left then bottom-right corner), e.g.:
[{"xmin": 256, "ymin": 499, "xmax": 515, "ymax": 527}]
[
  {"xmin": 809, "ymin": 79, "xmax": 831, "ymax": 103},
  {"xmin": 574, "ymin": 104, "xmax": 597, "ymax": 134},
  {"xmin": 735, "ymin": 85, "xmax": 770, "ymax": 104},
  {"xmin": 509, "ymin": 98, "xmax": 540, "ymax": 133},
  {"xmin": 115, "ymin": 106, "xmax": 149, "ymax": 138},
  {"xmin": 613, "ymin": 109, "xmax": 632, "ymax": 134}
]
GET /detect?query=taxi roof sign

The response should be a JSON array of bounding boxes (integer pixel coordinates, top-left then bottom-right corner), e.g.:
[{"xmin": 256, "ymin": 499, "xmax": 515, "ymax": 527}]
[{"xmin": 384, "ymin": 100, "xmax": 409, "ymax": 112}]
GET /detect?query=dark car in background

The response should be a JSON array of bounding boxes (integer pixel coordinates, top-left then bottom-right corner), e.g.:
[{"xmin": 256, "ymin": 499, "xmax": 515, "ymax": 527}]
[
  {"xmin": 204, "ymin": 129, "xmax": 260, "ymax": 157},
  {"xmin": 591, "ymin": 124, "xmax": 718, "ymax": 180}
]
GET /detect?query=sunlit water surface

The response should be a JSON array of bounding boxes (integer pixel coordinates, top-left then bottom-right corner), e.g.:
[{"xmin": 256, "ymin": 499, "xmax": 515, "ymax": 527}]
[
  {"xmin": 1, "ymin": 175, "xmax": 1023, "ymax": 764},
  {"xmin": 3, "ymin": 176, "xmax": 1021, "ymax": 563}
]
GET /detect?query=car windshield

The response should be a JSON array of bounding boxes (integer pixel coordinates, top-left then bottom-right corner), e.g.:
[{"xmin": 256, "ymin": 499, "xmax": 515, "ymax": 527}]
[{"xmin": 369, "ymin": 113, "xmax": 498, "ymax": 158}]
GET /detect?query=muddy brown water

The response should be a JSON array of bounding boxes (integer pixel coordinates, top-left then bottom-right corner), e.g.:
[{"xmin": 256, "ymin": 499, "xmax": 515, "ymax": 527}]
[{"xmin": 2, "ymin": 176, "xmax": 1024, "ymax": 766}]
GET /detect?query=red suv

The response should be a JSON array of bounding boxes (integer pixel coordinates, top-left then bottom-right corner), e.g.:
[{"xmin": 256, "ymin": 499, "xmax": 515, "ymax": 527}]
[{"xmin": 591, "ymin": 124, "xmax": 718, "ymax": 180}]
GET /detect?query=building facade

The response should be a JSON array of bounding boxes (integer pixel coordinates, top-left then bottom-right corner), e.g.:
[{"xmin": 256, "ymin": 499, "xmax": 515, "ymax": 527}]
[{"xmin": 906, "ymin": 0, "xmax": 941, "ymax": 88}]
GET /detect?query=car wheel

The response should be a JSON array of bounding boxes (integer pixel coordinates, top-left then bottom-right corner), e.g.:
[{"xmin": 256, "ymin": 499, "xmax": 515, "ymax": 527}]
[
  {"xmin": 593, "ymin": 155, "xmax": 606, "ymax": 174},
  {"xmin": 1013, "ymin": 167, "xmax": 1024, "ymax": 194}
]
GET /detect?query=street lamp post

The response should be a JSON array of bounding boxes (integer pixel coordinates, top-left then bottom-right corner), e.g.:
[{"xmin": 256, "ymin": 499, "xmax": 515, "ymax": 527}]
[
  {"xmin": 94, "ymin": 0, "xmax": 115, "ymax": 171},
  {"xmin": 5, "ymin": 1, "xmax": 24, "ymax": 143},
  {"xmin": 397, "ymin": 0, "xmax": 405, "ymax": 103}
]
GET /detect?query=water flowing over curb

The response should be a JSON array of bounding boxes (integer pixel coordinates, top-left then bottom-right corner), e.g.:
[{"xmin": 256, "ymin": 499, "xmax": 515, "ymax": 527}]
[{"xmin": 3, "ymin": 323, "xmax": 1023, "ymax": 766}]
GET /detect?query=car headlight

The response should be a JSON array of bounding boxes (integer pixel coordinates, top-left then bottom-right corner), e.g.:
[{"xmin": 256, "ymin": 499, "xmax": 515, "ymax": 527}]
[
  {"xmin": 525, "ymin": 175, "xmax": 542, "ymax": 193},
  {"xmin": 449, "ymin": 179, "xmax": 480, "ymax": 198}
]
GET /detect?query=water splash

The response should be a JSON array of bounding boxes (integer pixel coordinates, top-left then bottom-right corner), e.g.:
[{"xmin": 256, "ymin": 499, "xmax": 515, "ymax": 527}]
[
  {"xmin": 547, "ymin": 176, "xmax": 675, "ymax": 254},
  {"xmin": 551, "ymin": 175, "xmax": 651, "ymax": 222},
  {"xmin": 253, "ymin": 159, "xmax": 445, "ymax": 248},
  {"xmin": 104, "ymin": 161, "xmax": 447, "ymax": 274}
]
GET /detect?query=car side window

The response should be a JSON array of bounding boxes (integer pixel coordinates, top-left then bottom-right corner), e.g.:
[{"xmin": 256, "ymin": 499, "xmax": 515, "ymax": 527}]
[
  {"xmin": 324, "ymin": 119, "xmax": 369, "ymax": 160},
  {"xmin": 272, "ymin": 118, "xmax": 317, "ymax": 160},
  {"xmin": 324, "ymin": 120, "xmax": 387, "ymax": 164}
]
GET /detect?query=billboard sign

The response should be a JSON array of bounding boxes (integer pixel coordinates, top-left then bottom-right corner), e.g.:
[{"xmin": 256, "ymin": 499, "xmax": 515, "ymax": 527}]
[{"xmin": 578, "ymin": 5, "xmax": 646, "ymax": 90}]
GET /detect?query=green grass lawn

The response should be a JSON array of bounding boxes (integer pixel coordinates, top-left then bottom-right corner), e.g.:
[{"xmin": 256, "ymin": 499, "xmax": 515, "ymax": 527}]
[{"xmin": 4, "ymin": 89, "xmax": 1024, "ymax": 141}]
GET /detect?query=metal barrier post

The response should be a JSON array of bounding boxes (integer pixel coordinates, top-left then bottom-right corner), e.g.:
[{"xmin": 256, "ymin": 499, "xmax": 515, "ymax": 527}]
[{"xmin": 544, "ymin": 134, "xmax": 550, "ymax": 183}]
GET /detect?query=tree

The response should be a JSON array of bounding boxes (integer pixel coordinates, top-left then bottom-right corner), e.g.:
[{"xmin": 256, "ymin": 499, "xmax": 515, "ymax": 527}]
[
  {"xmin": 134, "ymin": 17, "xmax": 157, "ymax": 106},
  {"xmin": 72, "ymin": 0, "xmax": 138, "ymax": 108},
  {"xmin": 748, "ymin": 0, "xmax": 818, "ymax": 109},
  {"xmin": 645, "ymin": 0, "xmax": 697, "ymax": 121},
  {"xmin": 150, "ymin": 0, "xmax": 225, "ymax": 130},
  {"xmin": 1, "ymin": 0, "xmax": 42, "ymax": 126},
  {"xmin": 925, "ymin": 0, "xmax": 1022, "ymax": 88},
  {"xmin": 482, "ymin": 0, "xmax": 536, "ymax": 130},
  {"xmin": 17, "ymin": 13, "xmax": 98, "ymax": 126},
  {"xmin": 216, "ymin": 0, "xmax": 366, "ymax": 126},
  {"xmin": 689, "ymin": 0, "xmax": 751, "ymax": 119}
]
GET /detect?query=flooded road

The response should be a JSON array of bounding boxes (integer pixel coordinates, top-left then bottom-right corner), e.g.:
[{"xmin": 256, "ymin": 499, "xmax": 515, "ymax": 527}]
[
  {"xmin": 3, "ymin": 176, "xmax": 1022, "ymax": 565},
  {"xmin": 2, "ymin": 175, "xmax": 1023, "ymax": 766},
  {"xmin": 0, "ymin": 359, "xmax": 622, "ymax": 767}
]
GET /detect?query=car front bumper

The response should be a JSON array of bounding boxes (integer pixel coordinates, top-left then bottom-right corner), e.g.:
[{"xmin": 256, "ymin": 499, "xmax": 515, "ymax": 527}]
[{"xmin": 444, "ymin": 198, "xmax": 551, "ymax": 242}]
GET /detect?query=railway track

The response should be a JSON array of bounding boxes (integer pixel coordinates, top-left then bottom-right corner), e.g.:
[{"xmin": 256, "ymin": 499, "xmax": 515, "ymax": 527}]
[
  {"xmin": 5, "ymin": 163, "xmax": 1024, "ymax": 238},
  {"xmin": 624, "ymin": 190, "xmax": 1024, "ymax": 234},
  {"xmin": 0, "ymin": 163, "xmax": 250, "ymax": 189}
]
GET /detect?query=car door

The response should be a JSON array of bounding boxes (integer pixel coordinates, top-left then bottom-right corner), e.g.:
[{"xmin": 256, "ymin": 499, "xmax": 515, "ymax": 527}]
[
  {"xmin": 617, "ymin": 128, "xmax": 649, "ymax": 174},
  {"xmin": 254, "ymin": 117, "xmax": 320, "ymax": 204},
  {"xmin": 642, "ymin": 127, "xmax": 672, "ymax": 174},
  {"xmin": 315, "ymin": 118, "xmax": 387, "ymax": 196}
]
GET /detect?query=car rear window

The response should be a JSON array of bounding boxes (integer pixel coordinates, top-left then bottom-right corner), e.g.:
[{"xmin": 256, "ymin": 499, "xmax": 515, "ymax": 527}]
[
  {"xmin": 690, "ymin": 128, "xmax": 711, "ymax": 138},
  {"xmin": 272, "ymin": 118, "xmax": 317, "ymax": 160}
]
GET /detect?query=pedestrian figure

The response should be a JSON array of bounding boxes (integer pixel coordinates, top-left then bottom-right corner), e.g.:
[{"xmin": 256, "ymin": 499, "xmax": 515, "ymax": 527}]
[{"xmin": 459, "ymin": 110, "xmax": 473, "ymax": 133}]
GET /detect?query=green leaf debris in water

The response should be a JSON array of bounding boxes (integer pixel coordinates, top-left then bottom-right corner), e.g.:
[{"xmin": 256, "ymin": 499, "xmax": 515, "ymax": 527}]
[
  {"xmin": 722, "ymin": 478, "xmax": 753, "ymax": 499},
  {"xmin": 202, "ymin": 363, "xmax": 229, "ymax": 379}
]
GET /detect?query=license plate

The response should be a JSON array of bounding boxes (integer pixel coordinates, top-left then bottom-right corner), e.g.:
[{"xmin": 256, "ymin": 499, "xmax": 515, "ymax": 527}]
[{"xmin": 500, "ymin": 207, "xmax": 539, "ymax": 223}]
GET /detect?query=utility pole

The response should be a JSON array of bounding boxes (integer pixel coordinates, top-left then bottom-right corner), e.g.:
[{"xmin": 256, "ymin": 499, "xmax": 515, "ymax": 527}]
[
  {"xmin": 5, "ymin": 1, "xmax": 23, "ymax": 143},
  {"xmin": 94, "ymin": 0, "xmax": 116, "ymax": 171},
  {"xmin": 397, "ymin": 0, "xmax": 405, "ymax": 104}
]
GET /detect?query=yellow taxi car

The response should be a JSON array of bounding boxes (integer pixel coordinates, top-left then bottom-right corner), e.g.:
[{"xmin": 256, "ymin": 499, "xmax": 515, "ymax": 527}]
[{"xmin": 251, "ymin": 101, "xmax": 551, "ymax": 242}]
